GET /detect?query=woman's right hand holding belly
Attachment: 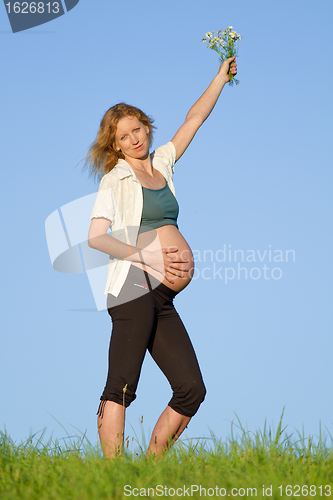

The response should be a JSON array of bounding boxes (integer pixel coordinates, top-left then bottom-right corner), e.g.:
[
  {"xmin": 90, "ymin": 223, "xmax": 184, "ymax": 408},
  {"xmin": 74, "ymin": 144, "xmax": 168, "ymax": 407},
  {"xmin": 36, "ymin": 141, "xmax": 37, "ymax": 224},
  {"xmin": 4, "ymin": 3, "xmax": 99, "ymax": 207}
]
[{"xmin": 140, "ymin": 246, "xmax": 190, "ymax": 284}]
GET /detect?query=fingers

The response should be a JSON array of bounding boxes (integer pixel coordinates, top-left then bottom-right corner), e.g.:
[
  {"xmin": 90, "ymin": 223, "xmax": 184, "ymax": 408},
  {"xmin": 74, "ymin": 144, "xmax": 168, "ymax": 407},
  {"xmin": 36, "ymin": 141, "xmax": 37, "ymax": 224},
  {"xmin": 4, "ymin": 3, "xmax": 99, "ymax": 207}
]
[
  {"xmin": 229, "ymin": 61, "xmax": 237, "ymax": 75},
  {"xmin": 168, "ymin": 264, "xmax": 189, "ymax": 274},
  {"xmin": 164, "ymin": 273, "xmax": 175, "ymax": 284},
  {"xmin": 164, "ymin": 246, "xmax": 178, "ymax": 253},
  {"xmin": 227, "ymin": 56, "xmax": 237, "ymax": 70},
  {"xmin": 165, "ymin": 259, "xmax": 190, "ymax": 280},
  {"xmin": 163, "ymin": 247, "xmax": 189, "ymax": 262},
  {"xmin": 164, "ymin": 267, "xmax": 187, "ymax": 284},
  {"xmin": 166, "ymin": 260, "xmax": 190, "ymax": 280}
]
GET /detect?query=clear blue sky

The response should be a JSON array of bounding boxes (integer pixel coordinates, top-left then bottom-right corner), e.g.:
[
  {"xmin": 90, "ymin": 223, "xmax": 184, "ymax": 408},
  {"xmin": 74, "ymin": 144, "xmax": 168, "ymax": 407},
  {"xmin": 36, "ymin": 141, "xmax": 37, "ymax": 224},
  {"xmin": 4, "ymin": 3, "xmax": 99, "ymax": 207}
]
[{"xmin": 1, "ymin": 0, "xmax": 332, "ymax": 450}]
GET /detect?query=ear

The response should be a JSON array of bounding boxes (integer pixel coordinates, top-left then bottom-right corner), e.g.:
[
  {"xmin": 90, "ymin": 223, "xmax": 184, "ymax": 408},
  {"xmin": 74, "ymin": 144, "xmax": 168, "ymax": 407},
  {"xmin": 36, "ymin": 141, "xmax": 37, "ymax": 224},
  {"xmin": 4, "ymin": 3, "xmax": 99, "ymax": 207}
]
[{"xmin": 145, "ymin": 125, "xmax": 150, "ymax": 135}]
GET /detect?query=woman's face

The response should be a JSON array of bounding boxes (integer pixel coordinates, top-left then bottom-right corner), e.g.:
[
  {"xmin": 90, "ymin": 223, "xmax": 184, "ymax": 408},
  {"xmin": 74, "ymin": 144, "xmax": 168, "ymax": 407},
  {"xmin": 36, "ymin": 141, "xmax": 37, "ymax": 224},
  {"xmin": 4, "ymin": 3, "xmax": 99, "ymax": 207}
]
[{"xmin": 114, "ymin": 116, "xmax": 150, "ymax": 161}]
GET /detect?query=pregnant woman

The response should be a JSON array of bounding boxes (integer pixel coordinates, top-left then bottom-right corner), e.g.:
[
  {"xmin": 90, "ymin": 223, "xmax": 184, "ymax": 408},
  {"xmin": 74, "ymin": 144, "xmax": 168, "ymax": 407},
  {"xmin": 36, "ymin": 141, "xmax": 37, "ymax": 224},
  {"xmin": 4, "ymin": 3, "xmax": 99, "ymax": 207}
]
[{"xmin": 87, "ymin": 56, "xmax": 237, "ymax": 459}]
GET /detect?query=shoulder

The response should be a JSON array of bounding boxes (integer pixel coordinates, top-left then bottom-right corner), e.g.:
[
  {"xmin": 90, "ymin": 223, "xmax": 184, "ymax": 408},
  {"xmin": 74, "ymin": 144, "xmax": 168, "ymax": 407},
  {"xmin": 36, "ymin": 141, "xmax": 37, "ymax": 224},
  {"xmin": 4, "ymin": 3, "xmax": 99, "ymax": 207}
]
[
  {"xmin": 97, "ymin": 166, "xmax": 121, "ymax": 191},
  {"xmin": 151, "ymin": 141, "xmax": 176, "ymax": 165}
]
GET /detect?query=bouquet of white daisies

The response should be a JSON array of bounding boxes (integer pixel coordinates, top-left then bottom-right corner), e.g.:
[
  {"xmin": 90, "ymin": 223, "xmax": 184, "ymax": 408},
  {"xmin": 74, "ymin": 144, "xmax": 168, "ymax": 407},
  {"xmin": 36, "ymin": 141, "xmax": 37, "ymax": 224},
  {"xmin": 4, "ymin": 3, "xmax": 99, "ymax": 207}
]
[{"xmin": 202, "ymin": 26, "xmax": 242, "ymax": 85}]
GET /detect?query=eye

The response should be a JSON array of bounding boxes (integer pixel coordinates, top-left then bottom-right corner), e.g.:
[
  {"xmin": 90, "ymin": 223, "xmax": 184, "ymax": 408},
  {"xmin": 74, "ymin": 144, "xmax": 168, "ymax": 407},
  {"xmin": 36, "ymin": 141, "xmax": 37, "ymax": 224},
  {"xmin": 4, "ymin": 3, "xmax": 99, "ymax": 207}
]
[{"xmin": 120, "ymin": 135, "xmax": 126, "ymax": 140}]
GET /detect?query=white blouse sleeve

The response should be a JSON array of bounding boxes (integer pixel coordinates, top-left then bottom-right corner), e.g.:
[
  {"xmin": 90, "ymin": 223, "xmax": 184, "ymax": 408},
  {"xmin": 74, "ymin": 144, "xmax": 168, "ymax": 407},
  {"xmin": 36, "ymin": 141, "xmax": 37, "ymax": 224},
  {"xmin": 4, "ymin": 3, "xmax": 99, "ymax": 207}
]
[
  {"xmin": 152, "ymin": 141, "xmax": 177, "ymax": 174},
  {"xmin": 90, "ymin": 173, "xmax": 116, "ymax": 224}
]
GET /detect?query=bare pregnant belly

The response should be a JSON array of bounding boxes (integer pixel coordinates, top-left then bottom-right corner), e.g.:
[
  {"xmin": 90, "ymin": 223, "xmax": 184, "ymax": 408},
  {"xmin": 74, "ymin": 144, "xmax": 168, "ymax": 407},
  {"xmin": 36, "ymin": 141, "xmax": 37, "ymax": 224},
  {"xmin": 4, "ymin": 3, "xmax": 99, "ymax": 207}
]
[{"xmin": 131, "ymin": 225, "xmax": 194, "ymax": 293}]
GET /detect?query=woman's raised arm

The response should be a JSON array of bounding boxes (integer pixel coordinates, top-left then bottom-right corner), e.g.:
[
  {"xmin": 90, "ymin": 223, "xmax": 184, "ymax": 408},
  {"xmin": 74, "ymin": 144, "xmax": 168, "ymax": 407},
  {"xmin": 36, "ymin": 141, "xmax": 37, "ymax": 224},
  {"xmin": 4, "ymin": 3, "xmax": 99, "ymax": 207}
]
[{"xmin": 171, "ymin": 56, "xmax": 237, "ymax": 161}]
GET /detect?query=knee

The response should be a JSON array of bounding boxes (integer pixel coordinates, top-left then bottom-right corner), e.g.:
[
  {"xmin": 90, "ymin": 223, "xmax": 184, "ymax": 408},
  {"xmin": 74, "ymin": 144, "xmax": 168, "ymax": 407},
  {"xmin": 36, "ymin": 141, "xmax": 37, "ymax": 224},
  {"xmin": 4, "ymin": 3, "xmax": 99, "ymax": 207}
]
[
  {"xmin": 191, "ymin": 380, "xmax": 206, "ymax": 414},
  {"xmin": 170, "ymin": 379, "xmax": 206, "ymax": 418}
]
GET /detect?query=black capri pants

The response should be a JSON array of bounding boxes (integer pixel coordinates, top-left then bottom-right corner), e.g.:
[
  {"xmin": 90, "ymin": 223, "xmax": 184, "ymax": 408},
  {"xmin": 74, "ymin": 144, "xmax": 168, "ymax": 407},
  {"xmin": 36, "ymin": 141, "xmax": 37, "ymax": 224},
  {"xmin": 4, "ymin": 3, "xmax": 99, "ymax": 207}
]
[{"xmin": 97, "ymin": 265, "xmax": 206, "ymax": 419}]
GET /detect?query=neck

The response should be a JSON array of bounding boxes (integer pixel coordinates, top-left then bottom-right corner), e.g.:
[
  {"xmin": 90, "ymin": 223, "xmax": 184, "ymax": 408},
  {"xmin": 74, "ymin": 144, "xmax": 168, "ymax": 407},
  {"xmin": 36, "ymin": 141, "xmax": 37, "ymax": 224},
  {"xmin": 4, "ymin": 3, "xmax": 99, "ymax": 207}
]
[{"xmin": 124, "ymin": 153, "xmax": 152, "ymax": 174}]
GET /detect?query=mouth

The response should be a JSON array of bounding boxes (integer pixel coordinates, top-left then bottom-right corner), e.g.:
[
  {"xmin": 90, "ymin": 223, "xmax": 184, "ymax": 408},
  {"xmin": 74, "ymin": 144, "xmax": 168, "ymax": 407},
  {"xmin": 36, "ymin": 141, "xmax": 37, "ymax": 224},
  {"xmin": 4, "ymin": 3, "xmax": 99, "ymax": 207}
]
[{"xmin": 134, "ymin": 143, "xmax": 143, "ymax": 151}]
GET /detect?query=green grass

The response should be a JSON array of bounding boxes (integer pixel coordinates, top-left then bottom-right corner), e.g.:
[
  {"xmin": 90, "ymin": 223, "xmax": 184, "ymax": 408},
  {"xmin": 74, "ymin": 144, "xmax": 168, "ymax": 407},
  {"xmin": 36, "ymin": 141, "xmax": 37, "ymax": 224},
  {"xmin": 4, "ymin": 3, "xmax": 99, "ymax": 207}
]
[{"xmin": 1, "ymin": 411, "xmax": 333, "ymax": 499}]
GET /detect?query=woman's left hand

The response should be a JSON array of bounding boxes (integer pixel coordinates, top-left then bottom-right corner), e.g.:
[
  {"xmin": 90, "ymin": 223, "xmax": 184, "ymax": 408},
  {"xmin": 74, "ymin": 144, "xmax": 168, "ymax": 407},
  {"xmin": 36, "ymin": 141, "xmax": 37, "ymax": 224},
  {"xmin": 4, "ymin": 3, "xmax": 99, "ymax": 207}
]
[{"xmin": 218, "ymin": 56, "xmax": 237, "ymax": 82}]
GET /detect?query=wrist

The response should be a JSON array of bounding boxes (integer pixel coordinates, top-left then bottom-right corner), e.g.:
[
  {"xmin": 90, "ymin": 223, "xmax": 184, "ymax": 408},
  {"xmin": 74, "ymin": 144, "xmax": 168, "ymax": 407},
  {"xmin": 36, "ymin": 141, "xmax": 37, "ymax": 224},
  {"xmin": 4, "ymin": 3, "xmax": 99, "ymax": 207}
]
[
  {"xmin": 126, "ymin": 247, "xmax": 149, "ymax": 266},
  {"xmin": 124, "ymin": 244, "xmax": 141, "ymax": 263},
  {"xmin": 216, "ymin": 70, "xmax": 229, "ymax": 86}
]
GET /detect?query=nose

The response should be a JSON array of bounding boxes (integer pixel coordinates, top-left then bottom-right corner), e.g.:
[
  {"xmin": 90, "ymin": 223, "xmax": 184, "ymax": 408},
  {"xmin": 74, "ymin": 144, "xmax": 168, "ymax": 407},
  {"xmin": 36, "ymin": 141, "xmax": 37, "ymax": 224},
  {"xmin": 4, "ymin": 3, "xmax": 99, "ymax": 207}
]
[{"xmin": 130, "ymin": 131, "xmax": 140, "ymax": 145}]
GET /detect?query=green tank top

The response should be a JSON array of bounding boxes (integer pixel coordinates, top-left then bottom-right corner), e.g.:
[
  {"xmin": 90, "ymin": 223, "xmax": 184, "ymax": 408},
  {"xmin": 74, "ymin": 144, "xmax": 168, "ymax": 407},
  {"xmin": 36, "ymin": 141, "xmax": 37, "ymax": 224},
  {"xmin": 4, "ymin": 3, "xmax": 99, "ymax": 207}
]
[{"xmin": 138, "ymin": 176, "xmax": 179, "ymax": 234}]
